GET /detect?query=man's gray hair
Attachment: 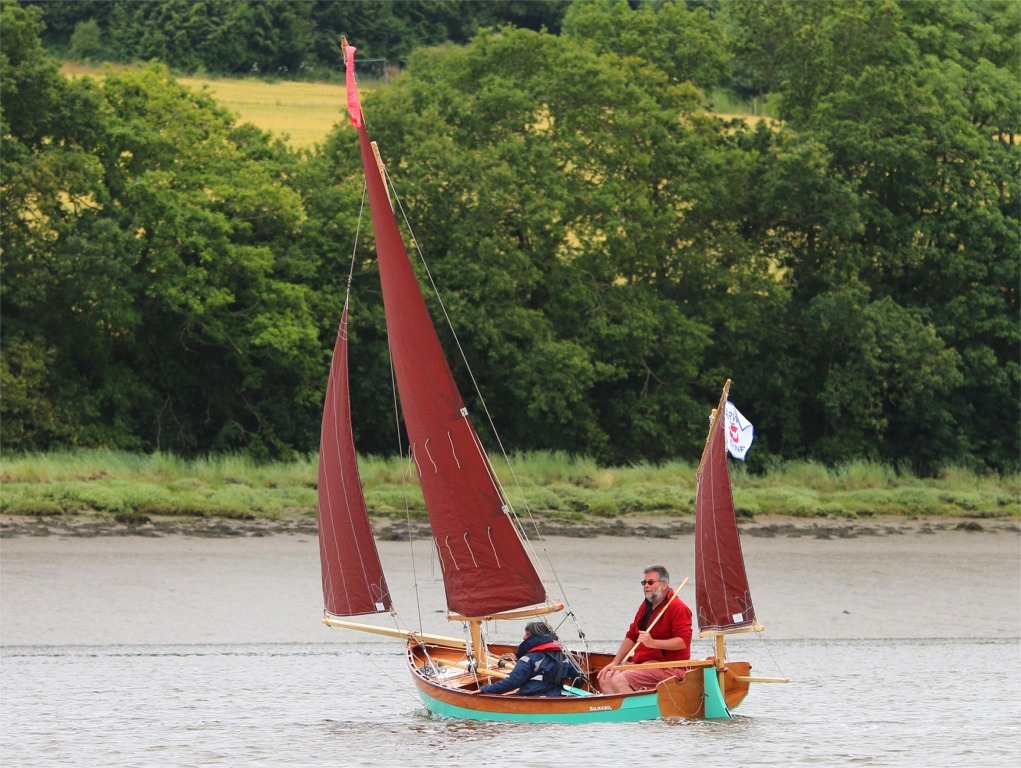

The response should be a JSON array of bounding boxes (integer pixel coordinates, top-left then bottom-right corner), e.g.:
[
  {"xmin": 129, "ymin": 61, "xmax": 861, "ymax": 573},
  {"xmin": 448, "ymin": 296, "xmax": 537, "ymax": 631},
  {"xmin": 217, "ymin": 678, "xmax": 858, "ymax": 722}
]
[{"xmin": 644, "ymin": 564, "xmax": 670, "ymax": 584}]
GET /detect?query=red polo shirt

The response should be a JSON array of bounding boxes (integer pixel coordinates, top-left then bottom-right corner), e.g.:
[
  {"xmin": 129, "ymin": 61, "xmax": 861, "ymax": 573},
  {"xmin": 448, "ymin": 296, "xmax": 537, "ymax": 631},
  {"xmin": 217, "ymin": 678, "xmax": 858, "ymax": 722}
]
[{"xmin": 625, "ymin": 588, "xmax": 692, "ymax": 664}]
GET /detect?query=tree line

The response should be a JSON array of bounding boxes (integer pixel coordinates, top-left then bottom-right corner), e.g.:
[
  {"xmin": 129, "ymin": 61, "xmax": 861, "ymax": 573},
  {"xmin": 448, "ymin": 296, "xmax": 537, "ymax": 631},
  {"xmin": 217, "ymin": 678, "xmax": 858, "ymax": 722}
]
[
  {"xmin": 2, "ymin": 0, "xmax": 1018, "ymax": 473},
  {"xmin": 27, "ymin": 0, "xmax": 573, "ymax": 78}
]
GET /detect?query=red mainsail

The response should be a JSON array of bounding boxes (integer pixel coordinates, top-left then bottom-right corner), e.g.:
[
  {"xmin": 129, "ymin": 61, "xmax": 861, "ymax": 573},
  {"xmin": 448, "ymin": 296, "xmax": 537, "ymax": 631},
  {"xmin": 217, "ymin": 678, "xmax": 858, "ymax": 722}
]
[
  {"xmin": 318, "ymin": 306, "xmax": 392, "ymax": 617},
  {"xmin": 348, "ymin": 50, "xmax": 546, "ymax": 619},
  {"xmin": 694, "ymin": 382, "xmax": 757, "ymax": 633}
]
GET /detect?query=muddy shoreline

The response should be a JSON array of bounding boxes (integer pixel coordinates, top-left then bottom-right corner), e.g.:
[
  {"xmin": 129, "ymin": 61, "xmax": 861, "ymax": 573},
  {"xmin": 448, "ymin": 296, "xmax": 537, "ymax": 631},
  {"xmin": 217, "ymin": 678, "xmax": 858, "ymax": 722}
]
[{"xmin": 1, "ymin": 512, "xmax": 1016, "ymax": 540}]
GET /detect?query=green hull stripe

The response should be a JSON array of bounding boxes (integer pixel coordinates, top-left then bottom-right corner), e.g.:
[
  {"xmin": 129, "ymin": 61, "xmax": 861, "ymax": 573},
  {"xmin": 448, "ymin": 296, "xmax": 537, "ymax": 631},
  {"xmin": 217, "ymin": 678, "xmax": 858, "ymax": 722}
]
[{"xmin": 418, "ymin": 690, "xmax": 661, "ymax": 723}]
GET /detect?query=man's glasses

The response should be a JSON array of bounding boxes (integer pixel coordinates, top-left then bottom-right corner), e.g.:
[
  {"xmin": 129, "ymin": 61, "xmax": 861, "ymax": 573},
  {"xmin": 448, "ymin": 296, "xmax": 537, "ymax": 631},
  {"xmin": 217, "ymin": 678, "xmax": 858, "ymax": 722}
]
[{"xmin": 639, "ymin": 579, "xmax": 659, "ymax": 586}]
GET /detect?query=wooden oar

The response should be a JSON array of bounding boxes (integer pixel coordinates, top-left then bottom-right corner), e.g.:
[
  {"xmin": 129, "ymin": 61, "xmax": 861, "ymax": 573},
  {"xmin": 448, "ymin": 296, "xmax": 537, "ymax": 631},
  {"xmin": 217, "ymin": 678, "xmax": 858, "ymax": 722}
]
[
  {"xmin": 614, "ymin": 658, "xmax": 714, "ymax": 671},
  {"xmin": 616, "ymin": 576, "xmax": 689, "ymax": 667}
]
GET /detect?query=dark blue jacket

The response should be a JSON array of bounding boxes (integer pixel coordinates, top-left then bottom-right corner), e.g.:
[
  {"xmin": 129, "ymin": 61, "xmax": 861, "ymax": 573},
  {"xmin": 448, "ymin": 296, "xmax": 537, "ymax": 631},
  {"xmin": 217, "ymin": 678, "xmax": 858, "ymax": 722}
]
[{"xmin": 479, "ymin": 634, "xmax": 574, "ymax": 696}]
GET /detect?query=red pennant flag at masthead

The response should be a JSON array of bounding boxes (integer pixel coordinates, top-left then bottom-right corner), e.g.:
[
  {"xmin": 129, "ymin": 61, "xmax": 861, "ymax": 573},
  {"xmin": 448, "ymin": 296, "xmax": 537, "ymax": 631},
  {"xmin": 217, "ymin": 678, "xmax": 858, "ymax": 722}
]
[{"xmin": 343, "ymin": 41, "xmax": 364, "ymax": 128}]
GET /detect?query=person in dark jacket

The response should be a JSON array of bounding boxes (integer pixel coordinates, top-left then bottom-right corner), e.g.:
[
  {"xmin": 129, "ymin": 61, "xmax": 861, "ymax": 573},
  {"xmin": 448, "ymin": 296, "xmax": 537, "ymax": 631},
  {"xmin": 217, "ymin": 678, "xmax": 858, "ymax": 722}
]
[{"xmin": 478, "ymin": 621, "xmax": 576, "ymax": 696}]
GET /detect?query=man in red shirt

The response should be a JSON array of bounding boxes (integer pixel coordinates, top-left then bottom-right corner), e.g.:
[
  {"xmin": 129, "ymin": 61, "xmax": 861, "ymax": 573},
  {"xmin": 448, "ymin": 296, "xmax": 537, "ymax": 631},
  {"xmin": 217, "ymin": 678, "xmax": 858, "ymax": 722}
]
[{"xmin": 596, "ymin": 564, "xmax": 692, "ymax": 693}]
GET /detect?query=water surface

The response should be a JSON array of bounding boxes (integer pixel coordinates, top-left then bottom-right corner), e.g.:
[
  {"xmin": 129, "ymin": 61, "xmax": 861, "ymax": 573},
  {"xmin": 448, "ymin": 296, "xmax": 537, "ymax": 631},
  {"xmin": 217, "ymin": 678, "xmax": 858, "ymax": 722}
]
[{"xmin": 2, "ymin": 531, "xmax": 1018, "ymax": 766}]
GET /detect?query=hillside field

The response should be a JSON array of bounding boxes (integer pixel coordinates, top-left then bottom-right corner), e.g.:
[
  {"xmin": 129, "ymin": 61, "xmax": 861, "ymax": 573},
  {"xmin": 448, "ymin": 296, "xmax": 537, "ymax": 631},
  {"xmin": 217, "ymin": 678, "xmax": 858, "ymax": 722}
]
[
  {"xmin": 60, "ymin": 63, "xmax": 765, "ymax": 148},
  {"xmin": 62, "ymin": 62, "xmax": 348, "ymax": 148}
]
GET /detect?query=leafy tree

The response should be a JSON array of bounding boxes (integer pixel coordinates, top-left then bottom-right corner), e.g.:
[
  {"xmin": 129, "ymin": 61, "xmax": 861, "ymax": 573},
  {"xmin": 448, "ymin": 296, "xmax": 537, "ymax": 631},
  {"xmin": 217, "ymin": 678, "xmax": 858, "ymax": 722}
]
[
  {"xmin": 2, "ymin": 4, "xmax": 321, "ymax": 456},
  {"xmin": 802, "ymin": 284, "xmax": 962, "ymax": 467},
  {"xmin": 562, "ymin": 0, "xmax": 731, "ymax": 94},
  {"xmin": 26, "ymin": 0, "xmax": 574, "ymax": 78},
  {"xmin": 318, "ymin": 28, "xmax": 756, "ymax": 462},
  {"xmin": 1, "ymin": 0, "xmax": 108, "ymax": 448},
  {"xmin": 68, "ymin": 18, "xmax": 102, "ymax": 62},
  {"xmin": 724, "ymin": 0, "xmax": 1019, "ymax": 471},
  {"xmin": 6, "ymin": 0, "xmax": 1018, "ymax": 473}
]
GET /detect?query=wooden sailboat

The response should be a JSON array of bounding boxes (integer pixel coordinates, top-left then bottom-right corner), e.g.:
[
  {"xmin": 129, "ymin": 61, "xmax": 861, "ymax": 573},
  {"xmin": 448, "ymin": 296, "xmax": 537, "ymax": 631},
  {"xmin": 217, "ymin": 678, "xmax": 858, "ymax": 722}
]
[{"xmin": 318, "ymin": 40, "xmax": 785, "ymax": 722}]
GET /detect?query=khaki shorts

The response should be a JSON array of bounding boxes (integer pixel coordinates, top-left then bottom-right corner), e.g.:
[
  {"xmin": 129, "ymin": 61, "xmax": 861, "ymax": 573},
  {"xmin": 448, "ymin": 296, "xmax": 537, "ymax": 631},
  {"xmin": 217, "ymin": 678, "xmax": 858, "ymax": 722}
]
[{"xmin": 620, "ymin": 665, "xmax": 687, "ymax": 691}]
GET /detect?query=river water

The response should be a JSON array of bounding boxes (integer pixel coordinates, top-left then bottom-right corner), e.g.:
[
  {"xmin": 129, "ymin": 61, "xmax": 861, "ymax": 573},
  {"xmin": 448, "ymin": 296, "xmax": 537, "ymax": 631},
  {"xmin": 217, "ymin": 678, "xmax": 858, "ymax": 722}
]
[{"xmin": 2, "ymin": 530, "xmax": 1019, "ymax": 767}]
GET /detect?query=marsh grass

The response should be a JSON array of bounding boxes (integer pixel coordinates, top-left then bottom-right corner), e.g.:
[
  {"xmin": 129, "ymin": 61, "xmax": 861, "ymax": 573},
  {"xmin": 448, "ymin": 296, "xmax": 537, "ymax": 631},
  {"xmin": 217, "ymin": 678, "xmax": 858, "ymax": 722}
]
[
  {"xmin": 1, "ymin": 450, "xmax": 1016, "ymax": 526},
  {"xmin": 0, "ymin": 451, "xmax": 315, "ymax": 521}
]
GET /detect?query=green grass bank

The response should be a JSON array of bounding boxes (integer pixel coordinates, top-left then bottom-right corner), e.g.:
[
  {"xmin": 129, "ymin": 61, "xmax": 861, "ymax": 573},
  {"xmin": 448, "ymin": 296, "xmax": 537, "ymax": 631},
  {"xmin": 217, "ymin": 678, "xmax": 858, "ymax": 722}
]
[{"xmin": 1, "ymin": 450, "xmax": 1016, "ymax": 538}]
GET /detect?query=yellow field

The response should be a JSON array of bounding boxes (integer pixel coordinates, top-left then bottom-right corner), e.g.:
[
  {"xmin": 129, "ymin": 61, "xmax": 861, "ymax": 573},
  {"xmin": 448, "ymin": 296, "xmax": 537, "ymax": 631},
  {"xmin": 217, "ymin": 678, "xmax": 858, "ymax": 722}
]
[
  {"xmin": 177, "ymin": 75, "xmax": 346, "ymax": 148},
  {"xmin": 62, "ymin": 62, "xmax": 347, "ymax": 148},
  {"xmin": 60, "ymin": 63, "xmax": 769, "ymax": 148}
]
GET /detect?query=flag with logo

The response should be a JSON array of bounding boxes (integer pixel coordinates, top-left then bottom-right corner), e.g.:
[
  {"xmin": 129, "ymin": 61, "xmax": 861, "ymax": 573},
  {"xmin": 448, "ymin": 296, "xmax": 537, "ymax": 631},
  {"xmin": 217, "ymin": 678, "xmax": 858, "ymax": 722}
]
[{"xmin": 724, "ymin": 401, "xmax": 754, "ymax": 460}]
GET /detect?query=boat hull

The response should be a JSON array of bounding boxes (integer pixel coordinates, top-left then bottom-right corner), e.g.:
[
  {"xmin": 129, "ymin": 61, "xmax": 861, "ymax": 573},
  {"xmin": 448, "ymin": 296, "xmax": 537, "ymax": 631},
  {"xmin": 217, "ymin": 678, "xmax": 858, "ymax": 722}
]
[{"xmin": 407, "ymin": 641, "xmax": 750, "ymax": 723}]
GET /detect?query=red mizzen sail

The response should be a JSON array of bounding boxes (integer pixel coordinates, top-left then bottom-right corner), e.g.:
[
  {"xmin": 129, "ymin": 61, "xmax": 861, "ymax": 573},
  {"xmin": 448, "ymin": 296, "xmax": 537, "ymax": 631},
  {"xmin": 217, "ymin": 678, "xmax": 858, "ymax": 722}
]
[
  {"xmin": 694, "ymin": 381, "xmax": 756, "ymax": 633},
  {"xmin": 347, "ymin": 46, "xmax": 546, "ymax": 619},
  {"xmin": 318, "ymin": 306, "xmax": 392, "ymax": 617}
]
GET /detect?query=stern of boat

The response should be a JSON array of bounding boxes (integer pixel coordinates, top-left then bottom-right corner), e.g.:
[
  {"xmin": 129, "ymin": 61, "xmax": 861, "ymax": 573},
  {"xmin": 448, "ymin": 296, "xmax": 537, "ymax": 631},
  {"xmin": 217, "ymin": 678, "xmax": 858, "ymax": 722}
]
[{"xmin": 655, "ymin": 660, "xmax": 752, "ymax": 719}]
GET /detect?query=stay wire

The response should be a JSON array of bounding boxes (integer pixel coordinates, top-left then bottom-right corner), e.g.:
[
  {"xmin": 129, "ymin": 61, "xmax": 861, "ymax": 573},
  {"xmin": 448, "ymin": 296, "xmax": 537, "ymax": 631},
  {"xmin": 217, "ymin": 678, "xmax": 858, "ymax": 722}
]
[{"xmin": 755, "ymin": 629, "xmax": 788, "ymax": 679}]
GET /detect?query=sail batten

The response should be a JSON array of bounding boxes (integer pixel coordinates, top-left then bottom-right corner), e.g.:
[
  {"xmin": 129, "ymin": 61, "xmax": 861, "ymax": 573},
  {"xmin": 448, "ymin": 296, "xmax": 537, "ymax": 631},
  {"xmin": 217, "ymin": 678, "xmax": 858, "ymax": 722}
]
[
  {"xmin": 694, "ymin": 383, "xmax": 757, "ymax": 633},
  {"xmin": 349, "ymin": 60, "xmax": 546, "ymax": 619}
]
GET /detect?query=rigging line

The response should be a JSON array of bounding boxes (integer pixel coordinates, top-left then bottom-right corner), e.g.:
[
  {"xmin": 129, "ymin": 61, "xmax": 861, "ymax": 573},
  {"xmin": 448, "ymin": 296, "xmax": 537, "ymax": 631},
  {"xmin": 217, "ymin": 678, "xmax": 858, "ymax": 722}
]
[
  {"xmin": 400, "ymin": 450, "xmax": 425, "ymax": 636},
  {"xmin": 549, "ymin": 612, "xmax": 591, "ymax": 671},
  {"xmin": 423, "ymin": 438, "xmax": 438, "ymax": 473},
  {"xmin": 754, "ymin": 630, "xmax": 788, "ymax": 679},
  {"xmin": 447, "ymin": 430, "xmax": 461, "ymax": 469},
  {"xmin": 463, "ymin": 531, "xmax": 478, "ymax": 568},
  {"xmin": 339, "ymin": 180, "xmax": 399, "ymax": 618},
  {"xmin": 398, "ymin": 446, "xmax": 435, "ymax": 615},
  {"xmin": 346, "ymin": 181, "xmax": 367, "ymax": 289}
]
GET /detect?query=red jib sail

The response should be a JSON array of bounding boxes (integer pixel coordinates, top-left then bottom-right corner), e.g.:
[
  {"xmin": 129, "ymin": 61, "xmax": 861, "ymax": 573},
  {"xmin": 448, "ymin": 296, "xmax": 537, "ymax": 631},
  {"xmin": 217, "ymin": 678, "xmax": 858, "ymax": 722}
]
[
  {"xmin": 346, "ymin": 45, "xmax": 546, "ymax": 618},
  {"xmin": 694, "ymin": 382, "xmax": 756, "ymax": 632},
  {"xmin": 318, "ymin": 306, "xmax": 392, "ymax": 617}
]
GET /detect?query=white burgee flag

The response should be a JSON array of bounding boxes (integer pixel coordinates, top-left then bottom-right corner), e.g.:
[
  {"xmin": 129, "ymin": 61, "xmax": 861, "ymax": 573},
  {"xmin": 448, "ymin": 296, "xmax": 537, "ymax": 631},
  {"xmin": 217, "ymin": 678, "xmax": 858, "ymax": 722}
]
[{"xmin": 724, "ymin": 401, "xmax": 754, "ymax": 460}]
